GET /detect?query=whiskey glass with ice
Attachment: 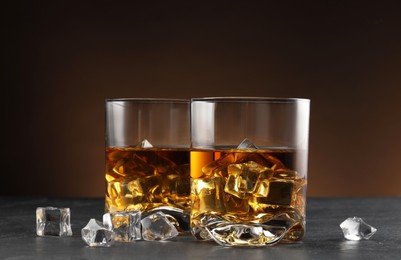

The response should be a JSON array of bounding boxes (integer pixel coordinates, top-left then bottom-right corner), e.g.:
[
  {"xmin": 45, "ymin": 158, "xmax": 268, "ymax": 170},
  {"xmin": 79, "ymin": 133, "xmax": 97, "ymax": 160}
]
[
  {"xmin": 105, "ymin": 98, "xmax": 190, "ymax": 234},
  {"xmin": 190, "ymin": 97, "xmax": 310, "ymax": 247}
]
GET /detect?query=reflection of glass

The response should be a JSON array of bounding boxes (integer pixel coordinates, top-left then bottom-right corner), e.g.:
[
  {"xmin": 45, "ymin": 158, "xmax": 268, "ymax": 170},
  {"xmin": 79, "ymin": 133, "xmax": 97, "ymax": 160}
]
[
  {"xmin": 190, "ymin": 97, "xmax": 310, "ymax": 246},
  {"xmin": 105, "ymin": 98, "xmax": 190, "ymax": 232}
]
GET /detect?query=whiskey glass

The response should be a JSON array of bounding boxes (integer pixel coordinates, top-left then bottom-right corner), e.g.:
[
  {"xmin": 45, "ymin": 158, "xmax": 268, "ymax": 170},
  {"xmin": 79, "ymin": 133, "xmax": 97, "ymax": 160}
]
[
  {"xmin": 190, "ymin": 97, "xmax": 310, "ymax": 246},
  {"xmin": 105, "ymin": 98, "xmax": 191, "ymax": 232}
]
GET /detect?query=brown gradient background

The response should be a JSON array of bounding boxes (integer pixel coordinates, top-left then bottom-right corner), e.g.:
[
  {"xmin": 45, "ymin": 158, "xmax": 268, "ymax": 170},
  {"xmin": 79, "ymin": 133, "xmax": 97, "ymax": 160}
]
[{"xmin": 2, "ymin": 1, "xmax": 401, "ymax": 198}]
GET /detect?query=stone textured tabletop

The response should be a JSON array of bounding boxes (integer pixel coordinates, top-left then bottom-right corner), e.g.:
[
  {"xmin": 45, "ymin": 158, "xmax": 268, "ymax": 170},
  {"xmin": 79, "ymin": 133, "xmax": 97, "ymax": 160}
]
[{"xmin": 0, "ymin": 196, "xmax": 400, "ymax": 260}]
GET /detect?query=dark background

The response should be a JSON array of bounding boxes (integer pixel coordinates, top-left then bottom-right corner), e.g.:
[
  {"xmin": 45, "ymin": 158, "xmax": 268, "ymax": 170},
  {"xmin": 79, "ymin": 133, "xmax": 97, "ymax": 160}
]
[{"xmin": 2, "ymin": 1, "xmax": 401, "ymax": 198}]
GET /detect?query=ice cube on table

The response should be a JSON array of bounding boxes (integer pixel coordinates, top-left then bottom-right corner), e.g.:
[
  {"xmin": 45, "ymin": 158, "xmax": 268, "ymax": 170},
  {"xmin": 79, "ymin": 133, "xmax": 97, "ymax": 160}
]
[
  {"xmin": 339, "ymin": 216, "xmax": 377, "ymax": 241},
  {"xmin": 103, "ymin": 211, "xmax": 142, "ymax": 242},
  {"xmin": 141, "ymin": 211, "xmax": 179, "ymax": 241},
  {"xmin": 81, "ymin": 219, "xmax": 115, "ymax": 247},
  {"xmin": 36, "ymin": 206, "xmax": 72, "ymax": 237}
]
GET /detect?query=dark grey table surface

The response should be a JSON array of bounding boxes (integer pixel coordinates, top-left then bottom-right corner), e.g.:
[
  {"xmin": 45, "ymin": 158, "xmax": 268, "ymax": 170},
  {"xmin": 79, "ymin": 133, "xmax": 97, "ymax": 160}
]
[{"xmin": 0, "ymin": 196, "xmax": 400, "ymax": 260}]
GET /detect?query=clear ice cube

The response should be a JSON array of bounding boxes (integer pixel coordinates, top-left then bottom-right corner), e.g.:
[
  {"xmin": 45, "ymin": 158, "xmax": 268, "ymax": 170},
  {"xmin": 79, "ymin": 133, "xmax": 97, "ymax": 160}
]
[
  {"xmin": 136, "ymin": 139, "xmax": 153, "ymax": 148},
  {"xmin": 192, "ymin": 174, "xmax": 226, "ymax": 213},
  {"xmin": 140, "ymin": 174, "xmax": 163, "ymax": 204},
  {"xmin": 141, "ymin": 211, "xmax": 179, "ymax": 241},
  {"xmin": 36, "ymin": 207, "xmax": 72, "ymax": 237},
  {"xmin": 142, "ymin": 206, "xmax": 191, "ymax": 232},
  {"xmin": 103, "ymin": 212, "xmax": 112, "ymax": 229},
  {"xmin": 339, "ymin": 216, "xmax": 377, "ymax": 241},
  {"xmin": 106, "ymin": 180, "xmax": 143, "ymax": 212},
  {"xmin": 237, "ymin": 138, "xmax": 258, "ymax": 149},
  {"xmin": 223, "ymin": 194, "xmax": 250, "ymax": 213},
  {"xmin": 81, "ymin": 218, "xmax": 115, "ymax": 247},
  {"xmin": 103, "ymin": 211, "xmax": 142, "ymax": 242},
  {"xmin": 224, "ymin": 161, "xmax": 272, "ymax": 199}
]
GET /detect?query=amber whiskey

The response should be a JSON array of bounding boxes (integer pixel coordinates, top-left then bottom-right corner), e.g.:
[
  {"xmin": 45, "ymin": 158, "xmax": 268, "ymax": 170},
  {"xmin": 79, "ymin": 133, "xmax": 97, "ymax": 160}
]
[
  {"xmin": 105, "ymin": 147, "xmax": 191, "ymax": 214},
  {"xmin": 190, "ymin": 148, "xmax": 307, "ymax": 246}
]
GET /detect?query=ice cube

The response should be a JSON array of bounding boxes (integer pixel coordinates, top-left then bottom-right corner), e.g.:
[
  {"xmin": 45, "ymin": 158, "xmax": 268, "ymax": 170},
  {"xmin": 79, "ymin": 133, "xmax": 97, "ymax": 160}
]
[
  {"xmin": 140, "ymin": 174, "xmax": 163, "ymax": 204},
  {"xmin": 192, "ymin": 174, "xmax": 226, "ymax": 213},
  {"xmin": 136, "ymin": 139, "xmax": 153, "ymax": 148},
  {"xmin": 164, "ymin": 164, "xmax": 191, "ymax": 197},
  {"xmin": 161, "ymin": 165, "xmax": 192, "ymax": 212},
  {"xmin": 339, "ymin": 216, "xmax": 377, "ymax": 241},
  {"xmin": 81, "ymin": 219, "xmax": 115, "ymax": 247},
  {"xmin": 142, "ymin": 206, "xmax": 191, "ymax": 232},
  {"xmin": 224, "ymin": 194, "xmax": 250, "ymax": 213},
  {"xmin": 237, "ymin": 138, "xmax": 258, "ymax": 149},
  {"xmin": 252, "ymin": 181, "xmax": 295, "ymax": 207},
  {"xmin": 224, "ymin": 161, "xmax": 271, "ymax": 199},
  {"xmin": 141, "ymin": 211, "xmax": 179, "ymax": 241},
  {"xmin": 103, "ymin": 211, "xmax": 142, "ymax": 242},
  {"xmin": 36, "ymin": 207, "xmax": 72, "ymax": 237},
  {"xmin": 112, "ymin": 155, "xmax": 154, "ymax": 177},
  {"xmin": 106, "ymin": 180, "xmax": 144, "ymax": 212},
  {"xmin": 103, "ymin": 212, "xmax": 112, "ymax": 230}
]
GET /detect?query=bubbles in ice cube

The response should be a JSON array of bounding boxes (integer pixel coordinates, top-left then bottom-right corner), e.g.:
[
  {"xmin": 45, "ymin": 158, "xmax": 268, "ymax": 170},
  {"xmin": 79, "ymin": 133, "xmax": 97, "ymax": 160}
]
[
  {"xmin": 141, "ymin": 211, "xmax": 179, "ymax": 241},
  {"xmin": 237, "ymin": 138, "xmax": 258, "ymax": 149},
  {"xmin": 81, "ymin": 219, "xmax": 115, "ymax": 247},
  {"xmin": 339, "ymin": 216, "xmax": 377, "ymax": 241},
  {"xmin": 36, "ymin": 206, "xmax": 72, "ymax": 237},
  {"xmin": 136, "ymin": 139, "xmax": 153, "ymax": 148}
]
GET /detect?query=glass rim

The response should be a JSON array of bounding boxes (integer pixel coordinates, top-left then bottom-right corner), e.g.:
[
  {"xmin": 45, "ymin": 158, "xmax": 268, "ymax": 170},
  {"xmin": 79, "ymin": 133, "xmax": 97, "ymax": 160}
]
[
  {"xmin": 191, "ymin": 96, "xmax": 310, "ymax": 103},
  {"xmin": 105, "ymin": 98, "xmax": 189, "ymax": 103}
]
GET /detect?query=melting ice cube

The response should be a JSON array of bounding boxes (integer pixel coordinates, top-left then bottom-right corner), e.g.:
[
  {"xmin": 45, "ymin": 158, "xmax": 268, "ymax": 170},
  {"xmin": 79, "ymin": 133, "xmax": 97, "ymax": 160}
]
[
  {"xmin": 103, "ymin": 211, "xmax": 142, "ymax": 242},
  {"xmin": 36, "ymin": 207, "xmax": 72, "ymax": 237},
  {"xmin": 237, "ymin": 138, "xmax": 258, "ymax": 149},
  {"xmin": 141, "ymin": 211, "xmax": 179, "ymax": 241},
  {"xmin": 136, "ymin": 139, "xmax": 153, "ymax": 148},
  {"xmin": 339, "ymin": 216, "xmax": 377, "ymax": 241},
  {"xmin": 81, "ymin": 219, "xmax": 115, "ymax": 247}
]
